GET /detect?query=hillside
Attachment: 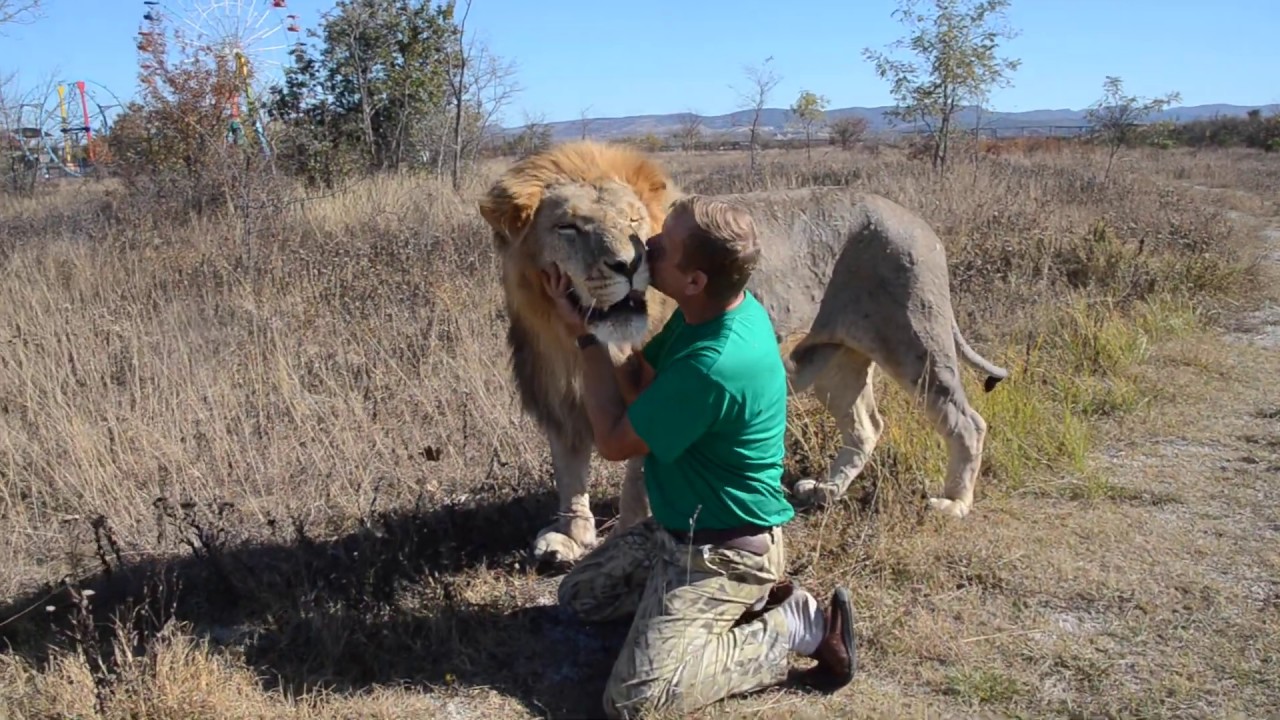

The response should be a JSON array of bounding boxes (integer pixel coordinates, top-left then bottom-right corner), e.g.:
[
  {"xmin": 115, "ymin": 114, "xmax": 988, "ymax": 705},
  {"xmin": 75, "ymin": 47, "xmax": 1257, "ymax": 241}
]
[{"xmin": 514, "ymin": 103, "xmax": 1280, "ymax": 141}]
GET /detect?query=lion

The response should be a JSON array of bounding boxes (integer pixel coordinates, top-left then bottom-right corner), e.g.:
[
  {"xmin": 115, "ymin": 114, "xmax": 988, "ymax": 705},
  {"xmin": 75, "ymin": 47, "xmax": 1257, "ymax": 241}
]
[{"xmin": 477, "ymin": 140, "xmax": 1009, "ymax": 567}]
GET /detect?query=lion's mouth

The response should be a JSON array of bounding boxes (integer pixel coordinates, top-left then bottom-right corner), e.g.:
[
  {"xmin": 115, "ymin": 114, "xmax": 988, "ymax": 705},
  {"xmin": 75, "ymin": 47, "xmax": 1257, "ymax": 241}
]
[{"xmin": 566, "ymin": 287, "xmax": 648, "ymax": 323}]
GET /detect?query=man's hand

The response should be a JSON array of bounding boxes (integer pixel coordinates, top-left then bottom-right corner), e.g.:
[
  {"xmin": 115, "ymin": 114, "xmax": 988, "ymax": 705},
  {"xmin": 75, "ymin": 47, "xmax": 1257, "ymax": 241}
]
[
  {"xmin": 542, "ymin": 265, "xmax": 651, "ymax": 462},
  {"xmin": 616, "ymin": 349, "xmax": 656, "ymax": 405},
  {"xmin": 540, "ymin": 264, "xmax": 589, "ymax": 338}
]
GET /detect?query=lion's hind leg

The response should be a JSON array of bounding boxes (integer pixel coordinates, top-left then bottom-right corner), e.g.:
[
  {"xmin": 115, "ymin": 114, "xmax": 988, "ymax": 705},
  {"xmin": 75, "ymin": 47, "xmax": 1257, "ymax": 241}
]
[
  {"xmin": 910, "ymin": 356, "xmax": 988, "ymax": 519},
  {"xmin": 791, "ymin": 346, "xmax": 884, "ymax": 509}
]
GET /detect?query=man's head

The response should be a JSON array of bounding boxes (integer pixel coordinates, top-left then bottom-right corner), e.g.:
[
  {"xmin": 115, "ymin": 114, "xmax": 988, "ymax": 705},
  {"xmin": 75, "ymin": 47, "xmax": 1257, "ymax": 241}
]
[{"xmin": 646, "ymin": 195, "xmax": 761, "ymax": 307}]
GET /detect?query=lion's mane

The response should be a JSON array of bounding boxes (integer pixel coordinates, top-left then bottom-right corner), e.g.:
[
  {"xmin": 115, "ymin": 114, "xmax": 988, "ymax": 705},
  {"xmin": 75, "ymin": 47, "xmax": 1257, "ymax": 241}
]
[{"xmin": 478, "ymin": 142, "xmax": 680, "ymax": 450}]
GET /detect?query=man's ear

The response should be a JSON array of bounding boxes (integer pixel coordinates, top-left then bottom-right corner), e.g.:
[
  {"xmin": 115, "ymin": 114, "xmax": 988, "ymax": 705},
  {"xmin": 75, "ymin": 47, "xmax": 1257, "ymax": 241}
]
[
  {"xmin": 686, "ymin": 269, "xmax": 708, "ymax": 297},
  {"xmin": 478, "ymin": 180, "xmax": 541, "ymax": 252}
]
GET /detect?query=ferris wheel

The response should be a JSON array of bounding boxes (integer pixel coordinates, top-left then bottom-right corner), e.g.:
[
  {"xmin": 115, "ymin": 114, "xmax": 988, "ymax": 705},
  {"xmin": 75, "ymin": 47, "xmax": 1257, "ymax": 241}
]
[
  {"xmin": 136, "ymin": 0, "xmax": 301, "ymax": 156},
  {"xmin": 169, "ymin": 0, "xmax": 295, "ymax": 85}
]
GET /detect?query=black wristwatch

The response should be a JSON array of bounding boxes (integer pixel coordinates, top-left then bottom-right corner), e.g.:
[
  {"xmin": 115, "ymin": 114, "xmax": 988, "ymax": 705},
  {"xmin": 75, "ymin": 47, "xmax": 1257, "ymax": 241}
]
[{"xmin": 576, "ymin": 333, "xmax": 599, "ymax": 349}]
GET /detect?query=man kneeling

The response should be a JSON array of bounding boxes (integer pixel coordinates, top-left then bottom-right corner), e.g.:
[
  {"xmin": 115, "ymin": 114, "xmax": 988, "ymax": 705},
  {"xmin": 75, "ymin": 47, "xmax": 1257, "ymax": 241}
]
[{"xmin": 541, "ymin": 195, "xmax": 857, "ymax": 718}]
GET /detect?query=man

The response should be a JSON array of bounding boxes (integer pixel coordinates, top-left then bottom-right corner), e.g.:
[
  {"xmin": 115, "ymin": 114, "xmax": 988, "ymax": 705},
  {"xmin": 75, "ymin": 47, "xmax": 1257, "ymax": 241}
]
[{"xmin": 542, "ymin": 195, "xmax": 857, "ymax": 719}]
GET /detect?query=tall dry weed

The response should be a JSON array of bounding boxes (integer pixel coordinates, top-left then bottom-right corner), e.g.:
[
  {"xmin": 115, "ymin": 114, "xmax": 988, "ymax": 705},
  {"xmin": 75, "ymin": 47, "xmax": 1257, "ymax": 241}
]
[{"xmin": 0, "ymin": 144, "xmax": 1268, "ymax": 715}]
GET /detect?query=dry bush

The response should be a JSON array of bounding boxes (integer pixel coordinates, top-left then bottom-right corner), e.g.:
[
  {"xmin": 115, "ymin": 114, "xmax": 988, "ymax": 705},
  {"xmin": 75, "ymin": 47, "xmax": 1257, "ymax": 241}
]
[
  {"xmin": 978, "ymin": 136, "xmax": 1074, "ymax": 156},
  {"xmin": 0, "ymin": 144, "xmax": 1271, "ymax": 717}
]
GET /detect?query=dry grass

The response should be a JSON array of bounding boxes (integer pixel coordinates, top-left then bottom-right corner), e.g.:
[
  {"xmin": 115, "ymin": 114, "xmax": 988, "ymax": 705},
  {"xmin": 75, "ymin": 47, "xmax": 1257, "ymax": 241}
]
[{"xmin": 1, "ymin": 143, "xmax": 1277, "ymax": 719}]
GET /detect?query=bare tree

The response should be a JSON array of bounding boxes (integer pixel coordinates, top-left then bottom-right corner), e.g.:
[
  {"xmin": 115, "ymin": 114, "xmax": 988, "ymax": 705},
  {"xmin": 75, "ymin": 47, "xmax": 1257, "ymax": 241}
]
[
  {"xmin": 446, "ymin": 0, "xmax": 473, "ymax": 190},
  {"xmin": 675, "ymin": 110, "xmax": 702, "ymax": 152},
  {"xmin": 2, "ymin": 70, "xmax": 61, "ymax": 193},
  {"xmin": 444, "ymin": 0, "xmax": 522, "ymax": 189},
  {"xmin": 578, "ymin": 105, "xmax": 593, "ymax": 140},
  {"xmin": 464, "ymin": 46, "xmax": 520, "ymax": 155},
  {"xmin": 0, "ymin": 0, "xmax": 42, "ymax": 31},
  {"xmin": 1085, "ymin": 75, "xmax": 1181, "ymax": 183},
  {"xmin": 732, "ymin": 56, "xmax": 781, "ymax": 177},
  {"xmin": 1, "ymin": 70, "xmax": 29, "ymax": 192},
  {"xmin": 966, "ymin": 100, "xmax": 1000, "ymax": 167},
  {"xmin": 0, "ymin": 69, "xmax": 20, "ymax": 129},
  {"xmin": 513, "ymin": 110, "xmax": 552, "ymax": 157}
]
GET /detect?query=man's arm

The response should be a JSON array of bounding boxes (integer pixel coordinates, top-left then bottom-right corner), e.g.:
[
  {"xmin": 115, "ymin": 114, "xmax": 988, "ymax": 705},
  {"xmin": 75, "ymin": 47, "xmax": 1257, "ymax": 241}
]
[
  {"xmin": 579, "ymin": 339, "xmax": 651, "ymax": 462},
  {"xmin": 626, "ymin": 355, "xmax": 728, "ymax": 465}
]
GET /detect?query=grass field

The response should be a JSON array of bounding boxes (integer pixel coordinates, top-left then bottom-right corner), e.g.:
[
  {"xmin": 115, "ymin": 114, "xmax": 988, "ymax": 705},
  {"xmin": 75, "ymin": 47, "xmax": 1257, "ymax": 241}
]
[{"xmin": 1, "ymin": 142, "xmax": 1277, "ymax": 719}]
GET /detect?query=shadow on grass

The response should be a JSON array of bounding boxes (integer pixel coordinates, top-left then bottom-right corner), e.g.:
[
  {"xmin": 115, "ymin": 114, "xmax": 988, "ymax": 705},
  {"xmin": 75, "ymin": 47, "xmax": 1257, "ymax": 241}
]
[{"xmin": 0, "ymin": 488, "xmax": 634, "ymax": 718}]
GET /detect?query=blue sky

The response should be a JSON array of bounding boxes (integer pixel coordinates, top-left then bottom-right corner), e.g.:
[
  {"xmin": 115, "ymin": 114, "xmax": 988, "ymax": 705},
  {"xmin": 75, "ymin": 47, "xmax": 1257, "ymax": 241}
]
[{"xmin": 2, "ymin": 0, "xmax": 1277, "ymax": 128}]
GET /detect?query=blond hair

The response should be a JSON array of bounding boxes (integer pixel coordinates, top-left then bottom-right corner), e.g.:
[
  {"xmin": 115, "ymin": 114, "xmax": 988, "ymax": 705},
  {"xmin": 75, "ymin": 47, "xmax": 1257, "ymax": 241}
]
[{"xmin": 670, "ymin": 195, "xmax": 761, "ymax": 304}]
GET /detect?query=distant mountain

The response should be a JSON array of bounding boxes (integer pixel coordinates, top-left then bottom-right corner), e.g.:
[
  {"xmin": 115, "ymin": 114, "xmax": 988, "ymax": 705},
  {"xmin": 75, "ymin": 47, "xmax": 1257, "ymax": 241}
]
[{"xmin": 507, "ymin": 103, "xmax": 1280, "ymax": 142}]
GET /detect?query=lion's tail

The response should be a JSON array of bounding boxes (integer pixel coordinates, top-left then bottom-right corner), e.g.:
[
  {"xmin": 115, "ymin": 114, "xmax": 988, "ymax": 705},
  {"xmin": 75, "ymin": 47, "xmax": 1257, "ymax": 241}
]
[{"xmin": 952, "ymin": 322, "xmax": 1009, "ymax": 393}]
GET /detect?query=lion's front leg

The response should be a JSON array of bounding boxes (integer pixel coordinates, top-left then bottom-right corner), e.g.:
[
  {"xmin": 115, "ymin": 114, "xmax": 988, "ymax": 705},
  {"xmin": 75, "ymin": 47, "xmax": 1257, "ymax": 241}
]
[
  {"xmin": 535, "ymin": 433, "xmax": 598, "ymax": 568},
  {"xmin": 617, "ymin": 454, "xmax": 650, "ymax": 531},
  {"xmin": 792, "ymin": 349, "xmax": 883, "ymax": 509}
]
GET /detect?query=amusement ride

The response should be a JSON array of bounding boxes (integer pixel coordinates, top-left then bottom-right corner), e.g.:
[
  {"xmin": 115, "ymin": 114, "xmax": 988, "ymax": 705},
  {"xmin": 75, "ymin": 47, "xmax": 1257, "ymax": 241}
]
[
  {"xmin": 4, "ymin": 0, "xmax": 302, "ymax": 184},
  {"xmin": 4, "ymin": 79, "xmax": 123, "ymax": 182}
]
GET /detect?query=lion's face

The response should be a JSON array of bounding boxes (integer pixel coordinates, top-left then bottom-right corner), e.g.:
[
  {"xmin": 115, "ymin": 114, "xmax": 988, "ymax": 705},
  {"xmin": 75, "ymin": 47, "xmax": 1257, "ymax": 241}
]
[
  {"xmin": 478, "ymin": 141, "xmax": 679, "ymax": 349},
  {"xmin": 530, "ymin": 180, "xmax": 655, "ymax": 344}
]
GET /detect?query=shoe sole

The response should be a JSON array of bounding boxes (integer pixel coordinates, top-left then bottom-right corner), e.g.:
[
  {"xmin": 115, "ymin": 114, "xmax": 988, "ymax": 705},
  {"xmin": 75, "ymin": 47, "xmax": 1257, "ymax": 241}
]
[
  {"xmin": 797, "ymin": 586, "xmax": 858, "ymax": 692},
  {"xmin": 831, "ymin": 586, "xmax": 857, "ymax": 685}
]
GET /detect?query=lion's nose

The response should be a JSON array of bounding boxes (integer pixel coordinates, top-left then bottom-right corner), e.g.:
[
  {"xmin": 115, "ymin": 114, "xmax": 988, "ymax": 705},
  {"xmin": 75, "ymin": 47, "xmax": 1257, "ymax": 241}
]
[
  {"xmin": 604, "ymin": 258, "xmax": 633, "ymax": 277},
  {"xmin": 604, "ymin": 234, "xmax": 646, "ymax": 278}
]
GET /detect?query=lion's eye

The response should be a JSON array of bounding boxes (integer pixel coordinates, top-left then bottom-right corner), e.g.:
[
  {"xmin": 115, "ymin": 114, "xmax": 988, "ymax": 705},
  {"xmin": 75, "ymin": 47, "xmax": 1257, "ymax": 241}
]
[
  {"xmin": 629, "ymin": 218, "xmax": 641, "ymax": 225},
  {"xmin": 555, "ymin": 224, "xmax": 580, "ymax": 238}
]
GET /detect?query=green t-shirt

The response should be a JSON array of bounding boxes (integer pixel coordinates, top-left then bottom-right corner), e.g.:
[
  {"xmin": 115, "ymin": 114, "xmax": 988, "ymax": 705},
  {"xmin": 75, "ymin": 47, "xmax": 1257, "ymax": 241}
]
[{"xmin": 626, "ymin": 290, "xmax": 795, "ymax": 533}]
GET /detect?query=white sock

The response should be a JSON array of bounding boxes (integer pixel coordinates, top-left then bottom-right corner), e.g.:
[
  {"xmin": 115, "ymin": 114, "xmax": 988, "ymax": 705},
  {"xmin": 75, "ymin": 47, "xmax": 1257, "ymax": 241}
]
[{"xmin": 779, "ymin": 589, "xmax": 826, "ymax": 656}]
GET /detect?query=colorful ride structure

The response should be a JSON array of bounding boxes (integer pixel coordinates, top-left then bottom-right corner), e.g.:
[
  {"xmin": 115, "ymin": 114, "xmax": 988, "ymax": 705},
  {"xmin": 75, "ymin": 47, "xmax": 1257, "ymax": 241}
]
[
  {"xmin": 4, "ymin": 1, "xmax": 305, "ymax": 187},
  {"xmin": 3, "ymin": 79, "xmax": 121, "ymax": 183},
  {"xmin": 135, "ymin": 0, "xmax": 301, "ymax": 159}
]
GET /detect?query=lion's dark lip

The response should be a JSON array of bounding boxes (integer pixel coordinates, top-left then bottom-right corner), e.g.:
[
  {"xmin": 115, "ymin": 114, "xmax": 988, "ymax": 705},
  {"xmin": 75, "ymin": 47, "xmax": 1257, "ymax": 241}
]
[{"xmin": 566, "ymin": 286, "xmax": 647, "ymax": 322}]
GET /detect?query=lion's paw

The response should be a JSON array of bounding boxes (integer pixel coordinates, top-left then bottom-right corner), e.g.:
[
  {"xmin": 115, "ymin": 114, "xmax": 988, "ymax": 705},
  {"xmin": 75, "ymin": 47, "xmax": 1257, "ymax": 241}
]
[
  {"xmin": 926, "ymin": 497, "xmax": 971, "ymax": 519},
  {"xmin": 532, "ymin": 523, "xmax": 595, "ymax": 570},
  {"xmin": 791, "ymin": 478, "xmax": 842, "ymax": 510}
]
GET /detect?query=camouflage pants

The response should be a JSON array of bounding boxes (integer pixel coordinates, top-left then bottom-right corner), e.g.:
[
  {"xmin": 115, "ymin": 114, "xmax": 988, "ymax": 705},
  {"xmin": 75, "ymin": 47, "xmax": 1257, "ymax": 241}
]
[{"xmin": 557, "ymin": 517, "xmax": 793, "ymax": 719}]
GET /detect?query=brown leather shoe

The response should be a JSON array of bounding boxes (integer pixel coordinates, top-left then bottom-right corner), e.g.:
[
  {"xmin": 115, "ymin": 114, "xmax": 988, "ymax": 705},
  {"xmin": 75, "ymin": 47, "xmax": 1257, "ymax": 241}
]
[
  {"xmin": 798, "ymin": 586, "xmax": 857, "ymax": 691},
  {"xmin": 733, "ymin": 578, "xmax": 795, "ymax": 626}
]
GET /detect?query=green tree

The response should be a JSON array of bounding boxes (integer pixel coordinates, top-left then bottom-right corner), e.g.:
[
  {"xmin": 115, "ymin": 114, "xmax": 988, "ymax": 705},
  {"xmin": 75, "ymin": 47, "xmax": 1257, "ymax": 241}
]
[
  {"xmin": 265, "ymin": 44, "xmax": 356, "ymax": 187},
  {"xmin": 829, "ymin": 116, "xmax": 869, "ymax": 150},
  {"xmin": 790, "ymin": 90, "xmax": 829, "ymax": 160},
  {"xmin": 1085, "ymin": 76, "xmax": 1181, "ymax": 182},
  {"xmin": 272, "ymin": 0, "xmax": 460, "ymax": 173},
  {"xmin": 862, "ymin": 0, "xmax": 1021, "ymax": 173}
]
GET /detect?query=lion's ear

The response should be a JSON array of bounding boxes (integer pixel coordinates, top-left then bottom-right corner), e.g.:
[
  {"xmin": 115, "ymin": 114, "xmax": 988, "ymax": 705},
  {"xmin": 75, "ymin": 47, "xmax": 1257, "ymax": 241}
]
[
  {"xmin": 626, "ymin": 156, "xmax": 678, "ymax": 226},
  {"xmin": 478, "ymin": 182, "xmax": 540, "ymax": 251},
  {"xmin": 628, "ymin": 157, "xmax": 670, "ymax": 200}
]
